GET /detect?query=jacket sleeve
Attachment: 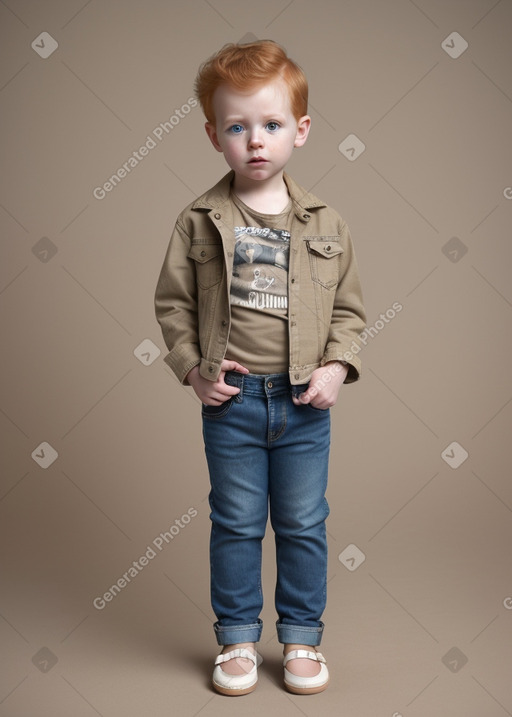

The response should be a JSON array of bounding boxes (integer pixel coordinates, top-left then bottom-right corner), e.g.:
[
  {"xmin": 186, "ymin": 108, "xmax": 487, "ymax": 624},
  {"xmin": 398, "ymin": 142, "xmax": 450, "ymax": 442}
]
[
  {"xmin": 154, "ymin": 218, "xmax": 201, "ymax": 384},
  {"xmin": 322, "ymin": 221, "xmax": 366, "ymax": 383}
]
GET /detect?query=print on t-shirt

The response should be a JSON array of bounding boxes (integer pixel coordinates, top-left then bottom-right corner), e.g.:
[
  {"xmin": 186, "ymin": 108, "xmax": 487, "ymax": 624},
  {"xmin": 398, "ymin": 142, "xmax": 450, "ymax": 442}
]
[{"xmin": 231, "ymin": 226, "xmax": 290, "ymax": 315}]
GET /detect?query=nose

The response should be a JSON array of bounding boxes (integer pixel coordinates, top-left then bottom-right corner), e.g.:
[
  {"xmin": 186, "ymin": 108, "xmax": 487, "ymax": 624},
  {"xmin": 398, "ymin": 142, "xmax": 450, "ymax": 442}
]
[{"xmin": 248, "ymin": 129, "xmax": 263, "ymax": 148}]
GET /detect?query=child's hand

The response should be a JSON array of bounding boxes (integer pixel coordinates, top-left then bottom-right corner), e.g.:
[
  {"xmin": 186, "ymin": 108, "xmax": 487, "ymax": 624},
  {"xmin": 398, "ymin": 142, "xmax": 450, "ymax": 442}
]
[
  {"xmin": 292, "ymin": 361, "xmax": 348, "ymax": 409},
  {"xmin": 187, "ymin": 359, "xmax": 249, "ymax": 405}
]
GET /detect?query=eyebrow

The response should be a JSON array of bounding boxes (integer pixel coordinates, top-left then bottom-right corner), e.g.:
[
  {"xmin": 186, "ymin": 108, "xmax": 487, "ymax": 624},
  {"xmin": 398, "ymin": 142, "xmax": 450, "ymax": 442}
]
[{"xmin": 222, "ymin": 113, "xmax": 287, "ymax": 125}]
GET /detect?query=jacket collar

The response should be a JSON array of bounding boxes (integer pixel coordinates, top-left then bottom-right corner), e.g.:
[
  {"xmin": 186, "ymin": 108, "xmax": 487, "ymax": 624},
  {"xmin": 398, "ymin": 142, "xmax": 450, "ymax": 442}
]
[{"xmin": 190, "ymin": 170, "xmax": 326, "ymax": 214}]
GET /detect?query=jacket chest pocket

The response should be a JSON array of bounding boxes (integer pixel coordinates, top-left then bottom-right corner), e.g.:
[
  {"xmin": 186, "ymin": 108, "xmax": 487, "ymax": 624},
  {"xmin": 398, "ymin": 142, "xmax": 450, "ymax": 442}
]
[
  {"xmin": 306, "ymin": 238, "xmax": 343, "ymax": 290},
  {"xmin": 188, "ymin": 240, "xmax": 224, "ymax": 289}
]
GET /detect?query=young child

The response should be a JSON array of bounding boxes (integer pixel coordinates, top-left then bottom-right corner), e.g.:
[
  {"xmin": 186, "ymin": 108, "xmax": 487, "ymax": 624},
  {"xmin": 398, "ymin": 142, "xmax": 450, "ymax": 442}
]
[{"xmin": 155, "ymin": 39, "xmax": 366, "ymax": 696}]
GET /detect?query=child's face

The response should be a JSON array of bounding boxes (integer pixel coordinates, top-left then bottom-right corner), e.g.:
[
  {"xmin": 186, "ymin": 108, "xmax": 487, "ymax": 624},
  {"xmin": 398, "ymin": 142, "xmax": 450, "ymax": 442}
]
[{"xmin": 205, "ymin": 79, "xmax": 310, "ymax": 185}]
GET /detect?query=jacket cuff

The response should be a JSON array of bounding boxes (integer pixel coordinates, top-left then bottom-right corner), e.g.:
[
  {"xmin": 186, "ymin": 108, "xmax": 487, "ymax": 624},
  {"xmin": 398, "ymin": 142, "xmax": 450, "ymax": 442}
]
[
  {"xmin": 163, "ymin": 343, "xmax": 201, "ymax": 384},
  {"xmin": 198, "ymin": 358, "xmax": 222, "ymax": 382},
  {"xmin": 322, "ymin": 345, "xmax": 362, "ymax": 384}
]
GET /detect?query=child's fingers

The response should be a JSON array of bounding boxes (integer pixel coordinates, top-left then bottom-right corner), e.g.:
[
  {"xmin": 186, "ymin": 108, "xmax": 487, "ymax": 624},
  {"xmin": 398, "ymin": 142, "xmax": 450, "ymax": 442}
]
[
  {"xmin": 202, "ymin": 384, "xmax": 240, "ymax": 404},
  {"xmin": 220, "ymin": 359, "xmax": 249, "ymax": 374},
  {"xmin": 217, "ymin": 383, "xmax": 241, "ymax": 397}
]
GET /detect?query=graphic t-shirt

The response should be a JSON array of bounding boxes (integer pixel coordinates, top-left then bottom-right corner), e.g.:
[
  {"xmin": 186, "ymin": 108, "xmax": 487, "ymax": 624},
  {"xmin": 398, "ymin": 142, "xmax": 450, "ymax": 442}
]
[{"xmin": 225, "ymin": 192, "xmax": 293, "ymax": 374}]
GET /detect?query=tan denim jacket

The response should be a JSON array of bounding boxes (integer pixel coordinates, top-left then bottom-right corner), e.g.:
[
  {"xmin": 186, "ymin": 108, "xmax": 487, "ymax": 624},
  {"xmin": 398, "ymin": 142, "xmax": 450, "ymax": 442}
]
[{"xmin": 155, "ymin": 170, "xmax": 366, "ymax": 385}]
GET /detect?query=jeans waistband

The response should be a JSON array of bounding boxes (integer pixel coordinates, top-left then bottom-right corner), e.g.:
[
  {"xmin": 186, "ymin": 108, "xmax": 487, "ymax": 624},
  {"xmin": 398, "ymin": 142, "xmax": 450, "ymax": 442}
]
[{"xmin": 225, "ymin": 371, "xmax": 305, "ymax": 398}]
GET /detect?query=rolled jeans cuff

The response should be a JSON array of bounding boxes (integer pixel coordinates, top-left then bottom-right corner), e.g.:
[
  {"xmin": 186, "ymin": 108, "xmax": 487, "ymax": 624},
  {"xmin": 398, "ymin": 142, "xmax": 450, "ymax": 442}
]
[
  {"xmin": 276, "ymin": 620, "xmax": 324, "ymax": 646},
  {"xmin": 213, "ymin": 619, "xmax": 263, "ymax": 646}
]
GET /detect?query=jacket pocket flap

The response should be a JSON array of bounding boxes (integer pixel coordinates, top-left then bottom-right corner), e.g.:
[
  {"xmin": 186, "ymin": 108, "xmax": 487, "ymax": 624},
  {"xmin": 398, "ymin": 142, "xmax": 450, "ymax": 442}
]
[
  {"xmin": 188, "ymin": 242, "xmax": 223, "ymax": 264},
  {"xmin": 306, "ymin": 240, "xmax": 343, "ymax": 259}
]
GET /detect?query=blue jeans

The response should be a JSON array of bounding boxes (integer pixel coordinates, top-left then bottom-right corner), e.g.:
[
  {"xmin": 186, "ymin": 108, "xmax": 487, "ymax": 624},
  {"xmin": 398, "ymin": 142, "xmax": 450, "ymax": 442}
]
[{"xmin": 202, "ymin": 371, "xmax": 331, "ymax": 647}]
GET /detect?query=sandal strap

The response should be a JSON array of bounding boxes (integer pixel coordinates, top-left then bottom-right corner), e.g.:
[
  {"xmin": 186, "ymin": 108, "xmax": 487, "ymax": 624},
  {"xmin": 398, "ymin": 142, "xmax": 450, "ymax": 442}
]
[
  {"xmin": 215, "ymin": 648, "xmax": 257, "ymax": 666},
  {"xmin": 283, "ymin": 649, "xmax": 326, "ymax": 666}
]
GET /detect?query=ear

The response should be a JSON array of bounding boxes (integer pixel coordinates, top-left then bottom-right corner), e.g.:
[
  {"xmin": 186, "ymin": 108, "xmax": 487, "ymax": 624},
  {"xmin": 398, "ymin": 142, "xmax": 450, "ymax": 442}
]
[
  {"xmin": 294, "ymin": 115, "xmax": 311, "ymax": 148},
  {"xmin": 205, "ymin": 122, "xmax": 223, "ymax": 153}
]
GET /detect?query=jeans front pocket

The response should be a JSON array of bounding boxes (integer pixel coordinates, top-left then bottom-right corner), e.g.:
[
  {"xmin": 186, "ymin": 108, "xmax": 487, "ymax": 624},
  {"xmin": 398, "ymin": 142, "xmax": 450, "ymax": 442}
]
[
  {"xmin": 306, "ymin": 403, "xmax": 330, "ymax": 413},
  {"xmin": 291, "ymin": 383, "xmax": 330, "ymax": 413},
  {"xmin": 201, "ymin": 398, "xmax": 234, "ymax": 419}
]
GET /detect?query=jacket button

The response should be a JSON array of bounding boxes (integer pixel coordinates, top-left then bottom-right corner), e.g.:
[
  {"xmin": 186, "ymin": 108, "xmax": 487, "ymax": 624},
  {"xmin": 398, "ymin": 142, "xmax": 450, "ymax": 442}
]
[
  {"xmin": 325, "ymin": 245, "xmax": 331, "ymax": 252},
  {"xmin": 291, "ymin": 278, "xmax": 295, "ymax": 283},
  {"xmin": 214, "ymin": 213, "xmax": 221, "ymax": 219},
  {"xmin": 208, "ymin": 366, "xmax": 214, "ymax": 373},
  {"xmin": 303, "ymin": 213, "xmax": 310, "ymax": 220},
  {"xmin": 294, "ymin": 373, "xmax": 300, "ymax": 380},
  {"xmin": 200, "ymin": 250, "xmax": 206, "ymax": 257},
  {"xmin": 221, "ymin": 320, "xmax": 228, "ymax": 327}
]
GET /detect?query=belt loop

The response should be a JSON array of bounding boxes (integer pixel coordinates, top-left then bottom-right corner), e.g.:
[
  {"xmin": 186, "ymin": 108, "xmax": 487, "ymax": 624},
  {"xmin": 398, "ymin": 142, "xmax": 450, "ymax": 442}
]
[
  {"xmin": 236, "ymin": 373, "xmax": 244, "ymax": 403},
  {"xmin": 227, "ymin": 371, "xmax": 244, "ymax": 403},
  {"xmin": 292, "ymin": 382, "xmax": 308, "ymax": 400}
]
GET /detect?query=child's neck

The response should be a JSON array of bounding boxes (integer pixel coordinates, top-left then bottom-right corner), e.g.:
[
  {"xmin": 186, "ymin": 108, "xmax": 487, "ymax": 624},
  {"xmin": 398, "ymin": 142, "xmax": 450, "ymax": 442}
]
[{"xmin": 232, "ymin": 172, "xmax": 290, "ymax": 214}]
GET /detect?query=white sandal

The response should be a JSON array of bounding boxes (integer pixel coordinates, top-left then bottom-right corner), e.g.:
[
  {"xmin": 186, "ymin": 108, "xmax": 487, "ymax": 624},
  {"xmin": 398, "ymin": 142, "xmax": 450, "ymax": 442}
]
[
  {"xmin": 212, "ymin": 648, "xmax": 258, "ymax": 696},
  {"xmin": 283, "ymin": 649, "xmax": 329, "ymax": 694}
]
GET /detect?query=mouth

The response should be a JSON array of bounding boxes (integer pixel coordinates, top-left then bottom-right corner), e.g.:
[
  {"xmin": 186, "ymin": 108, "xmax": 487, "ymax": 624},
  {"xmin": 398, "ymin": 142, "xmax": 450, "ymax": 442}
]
[{"xmin": 248, "ymin": 157, "xmax": 268, "ymax": 164}]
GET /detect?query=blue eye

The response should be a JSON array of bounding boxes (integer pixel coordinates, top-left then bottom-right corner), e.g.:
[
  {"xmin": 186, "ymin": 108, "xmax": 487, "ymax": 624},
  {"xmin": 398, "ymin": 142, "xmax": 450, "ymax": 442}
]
[
  {"xmin": 266, "ymin": 121, "xmax": 279, "ymax": 131},
  {"xmin": 229, "ymin": 124, "xmax": 244, "ymax": 134}
]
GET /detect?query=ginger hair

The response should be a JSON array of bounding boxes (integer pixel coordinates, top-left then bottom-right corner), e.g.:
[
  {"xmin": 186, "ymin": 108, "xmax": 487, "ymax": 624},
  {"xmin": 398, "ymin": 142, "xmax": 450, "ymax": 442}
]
[{"xmin": 195, "ymin": 39, "xmax": 308, "ymax": 124}]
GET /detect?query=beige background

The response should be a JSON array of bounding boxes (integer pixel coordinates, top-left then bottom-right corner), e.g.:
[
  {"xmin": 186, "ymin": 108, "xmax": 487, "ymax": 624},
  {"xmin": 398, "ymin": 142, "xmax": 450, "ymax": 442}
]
[{"xmin": 1, "ymin": 1, "xmax": 511, "ymax": 715}]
